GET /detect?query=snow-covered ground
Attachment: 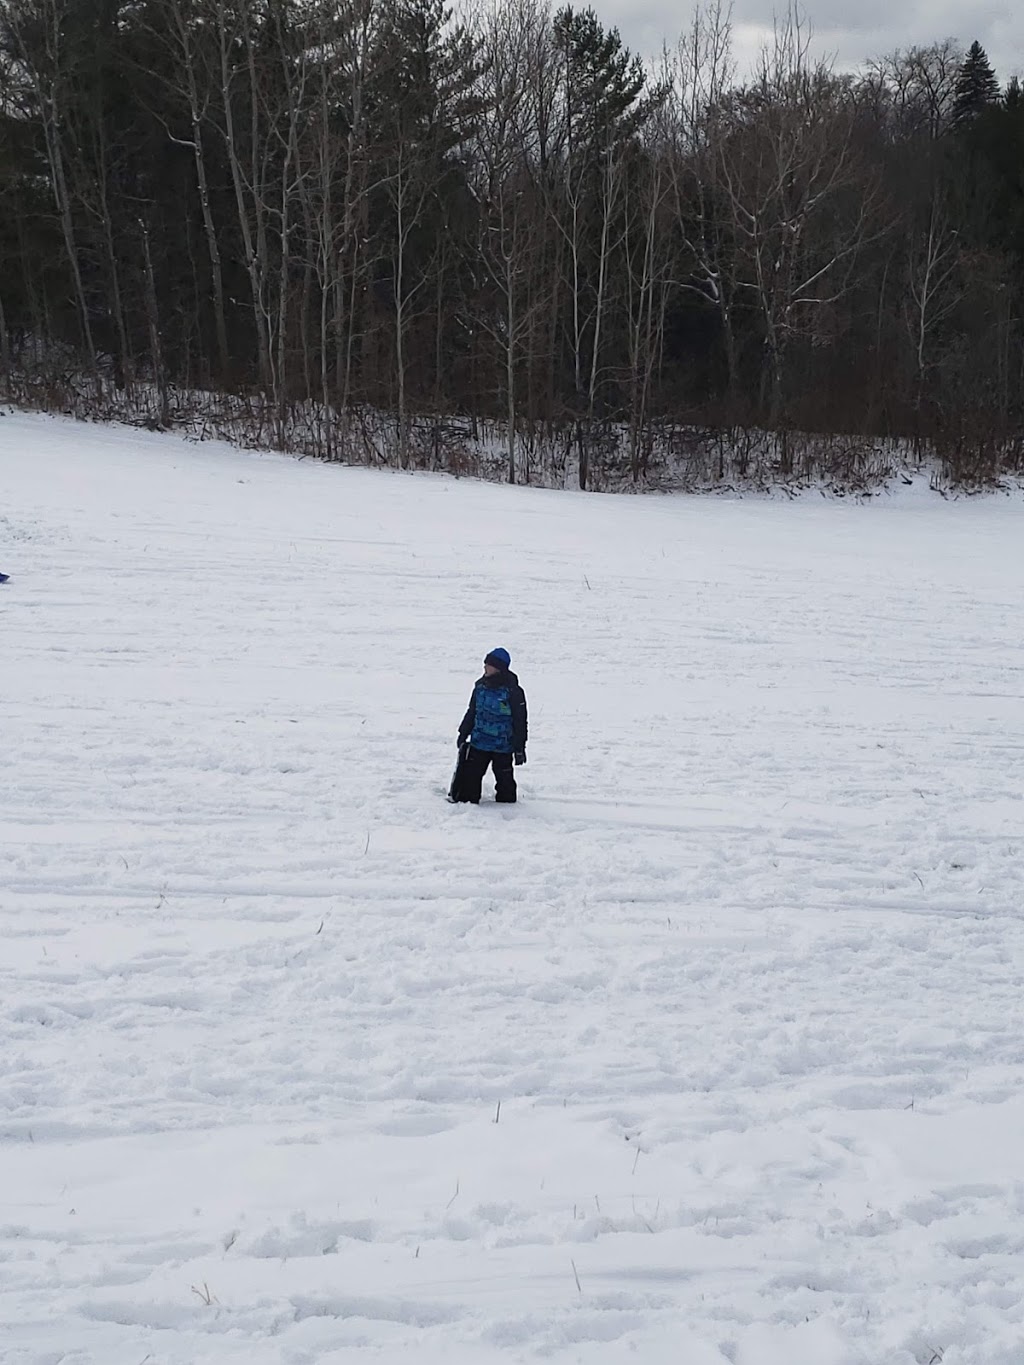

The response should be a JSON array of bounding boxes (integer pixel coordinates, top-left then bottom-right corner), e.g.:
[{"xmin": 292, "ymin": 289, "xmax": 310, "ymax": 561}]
[{"xmin": 2, "ymin": 410, "xmax": 1024, "ymax": 1365}]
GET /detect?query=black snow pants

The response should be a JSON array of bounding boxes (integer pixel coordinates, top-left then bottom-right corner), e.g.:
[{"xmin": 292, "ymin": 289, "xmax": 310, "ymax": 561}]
[{"xmin": 457, "ymin": 746, "xmax": 517, "ymax": 804}]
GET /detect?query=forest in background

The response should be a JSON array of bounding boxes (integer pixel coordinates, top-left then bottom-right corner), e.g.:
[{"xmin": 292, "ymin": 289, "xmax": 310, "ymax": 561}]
[{"xmin": 1, "ymin": 0, "xmax": 1023, "ymax": 489}]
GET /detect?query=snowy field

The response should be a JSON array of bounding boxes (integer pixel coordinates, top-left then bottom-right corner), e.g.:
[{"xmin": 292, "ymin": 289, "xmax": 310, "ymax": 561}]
[{"xmin": 2, "ymin": 409, "xmax": 1024, "ymax": 1365}]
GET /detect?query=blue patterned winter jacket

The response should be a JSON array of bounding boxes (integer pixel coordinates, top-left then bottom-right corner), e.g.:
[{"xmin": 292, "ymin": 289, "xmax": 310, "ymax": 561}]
[{"xmin": 458, "ymin": 670, "xmax": 528, "ymax": 754}]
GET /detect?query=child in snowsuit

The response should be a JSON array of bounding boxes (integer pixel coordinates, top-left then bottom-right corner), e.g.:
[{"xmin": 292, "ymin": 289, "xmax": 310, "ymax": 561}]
[{"xmin": 455, "ymin": 648, "xmax": 528, "ymax": 803}]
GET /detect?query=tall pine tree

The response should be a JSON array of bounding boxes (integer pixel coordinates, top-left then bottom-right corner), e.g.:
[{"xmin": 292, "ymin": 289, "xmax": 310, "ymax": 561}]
[{"xmin": 952, "ymin": 41, "xmax": 1000, "ymax": 124}]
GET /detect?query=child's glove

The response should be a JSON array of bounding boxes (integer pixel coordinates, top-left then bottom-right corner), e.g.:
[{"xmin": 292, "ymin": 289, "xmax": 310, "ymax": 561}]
[{"xmin": 514, "ymin": 750, "xmax": 527, "ymax": 766}]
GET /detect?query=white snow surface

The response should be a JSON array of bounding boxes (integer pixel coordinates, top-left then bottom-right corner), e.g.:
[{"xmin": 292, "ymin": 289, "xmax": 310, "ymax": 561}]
[{"xmin": 2, "ymin": 410, "xmax": 1024, "ymax": 1365}]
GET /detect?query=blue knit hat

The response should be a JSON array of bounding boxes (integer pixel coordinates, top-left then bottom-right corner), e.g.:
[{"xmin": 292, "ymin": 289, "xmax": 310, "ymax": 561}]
[{"xmin": 484, "ymin": 647, "xmax": 511, "ymax": 669}]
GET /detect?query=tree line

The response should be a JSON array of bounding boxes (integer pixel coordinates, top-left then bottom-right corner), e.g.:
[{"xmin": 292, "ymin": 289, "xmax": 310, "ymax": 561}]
[{"xmin": 1, "ymin": 0, "xmax": 1022, "ymax": 488}]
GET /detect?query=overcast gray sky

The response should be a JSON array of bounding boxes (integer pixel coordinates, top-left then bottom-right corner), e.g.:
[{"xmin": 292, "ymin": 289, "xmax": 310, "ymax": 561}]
[{"xmin": 609, "ymin": 1, "xmax": 1024, "ymax": 83}]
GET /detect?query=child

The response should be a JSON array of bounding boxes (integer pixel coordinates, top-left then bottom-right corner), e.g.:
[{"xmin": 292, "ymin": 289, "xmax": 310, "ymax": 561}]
[{"xmin": 454, "ymin": 648, "xmax": 528, "ymax": 804}]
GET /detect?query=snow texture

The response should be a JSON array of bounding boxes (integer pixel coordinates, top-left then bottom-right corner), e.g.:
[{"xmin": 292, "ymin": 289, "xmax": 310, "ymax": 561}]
[{"xmin": 2, "ymin": 410, "xmax": 1024, "ymax": 1365}]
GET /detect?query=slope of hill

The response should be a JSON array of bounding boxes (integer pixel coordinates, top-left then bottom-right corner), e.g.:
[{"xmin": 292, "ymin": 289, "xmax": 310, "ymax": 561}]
[{"xmin": 3, "ymin": 411, "xmax": 1023, "ymax": 1365}]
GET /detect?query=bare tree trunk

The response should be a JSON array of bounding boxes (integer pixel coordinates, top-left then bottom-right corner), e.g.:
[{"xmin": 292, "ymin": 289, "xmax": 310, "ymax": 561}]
[
  {"xmin": 434, "ymin": 236, "xmax": 447, "ymax": 411},
  {"xmin": 246, "ymin": 10, "xmax": 274, "ymax": 401},
  {"xmin": 275, "ymin": 165, "xmax": 292, "ymax": 445},
  {"xmin": 0, "ymin": 287, "xmax": 11, "ymax": 378},
  {"xmin": 394, "ymin": 161, "xmax": 409, "ymax": 467},
  {"xmin": 506, "ymin": 244, "xmax": 516, "ymax": 483},
  {"xmin": 337, "ymin": 6, "xmax": 372, "ymax": 428},
  {"xmin": 90, "ymin": 123, "xmax": 134, "ymax": 390},
  {"xmin": 166, "ymin": 0, "xmax": 231, "ymax": 381},
  {"xmin": 6, "ymin": 0, "xmax": 101, "ymax": 388},
  {"xmin": 140, "ymin": 216, "xmax": 170, "ymax": 427},
  {"xmin": 215, "ymin": 0, "xmax": 271, "ymax": 390},
  {"xmin": 664, "ymin": 3, "xmax": 739, "ymax": 419},
  {"xmin": 627, "ymin": 151, "xmax": 666, "ymax": 481},
  {"xmin": 584, "ymin": 145, "xmax": 622, "ymax": 488},
  {"xmin": 906, "ymin": 196, "xmax": 961, "ymax": 449},
  {"xmin": 387, "ymin": 137, "xmax": 432, "ymax": 469},
  {"xmin": 271, "ymin": 22, "xmax": 309, "ymax": 448}
]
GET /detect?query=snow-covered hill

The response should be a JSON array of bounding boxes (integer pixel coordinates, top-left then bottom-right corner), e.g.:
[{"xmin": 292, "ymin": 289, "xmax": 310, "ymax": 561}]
[{"xmin": 3, "ymin": 411, "xmax": 1023, "ymax": 1364}]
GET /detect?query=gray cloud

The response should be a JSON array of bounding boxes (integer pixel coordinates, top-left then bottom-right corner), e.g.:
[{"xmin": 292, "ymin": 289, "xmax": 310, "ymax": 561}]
[{"xmin": 605, "ymin": 1, "xmax": 1024, "ymax": 82}]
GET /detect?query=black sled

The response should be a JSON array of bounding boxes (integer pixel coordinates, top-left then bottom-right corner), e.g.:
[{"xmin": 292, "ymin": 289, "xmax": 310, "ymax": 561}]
[{"xmin": 448, "ymin": 742, "xmax": 471, "ymax": 803}]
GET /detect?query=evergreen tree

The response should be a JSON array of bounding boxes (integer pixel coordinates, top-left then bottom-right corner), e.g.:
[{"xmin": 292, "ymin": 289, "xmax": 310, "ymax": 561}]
[
  {"xmin": 952, "ymin": 41, "xmax": 1000, "ymax": 125},
  {"xmin": 552, "ymin": 6, "xmax": 649, "ymax": 160}
]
